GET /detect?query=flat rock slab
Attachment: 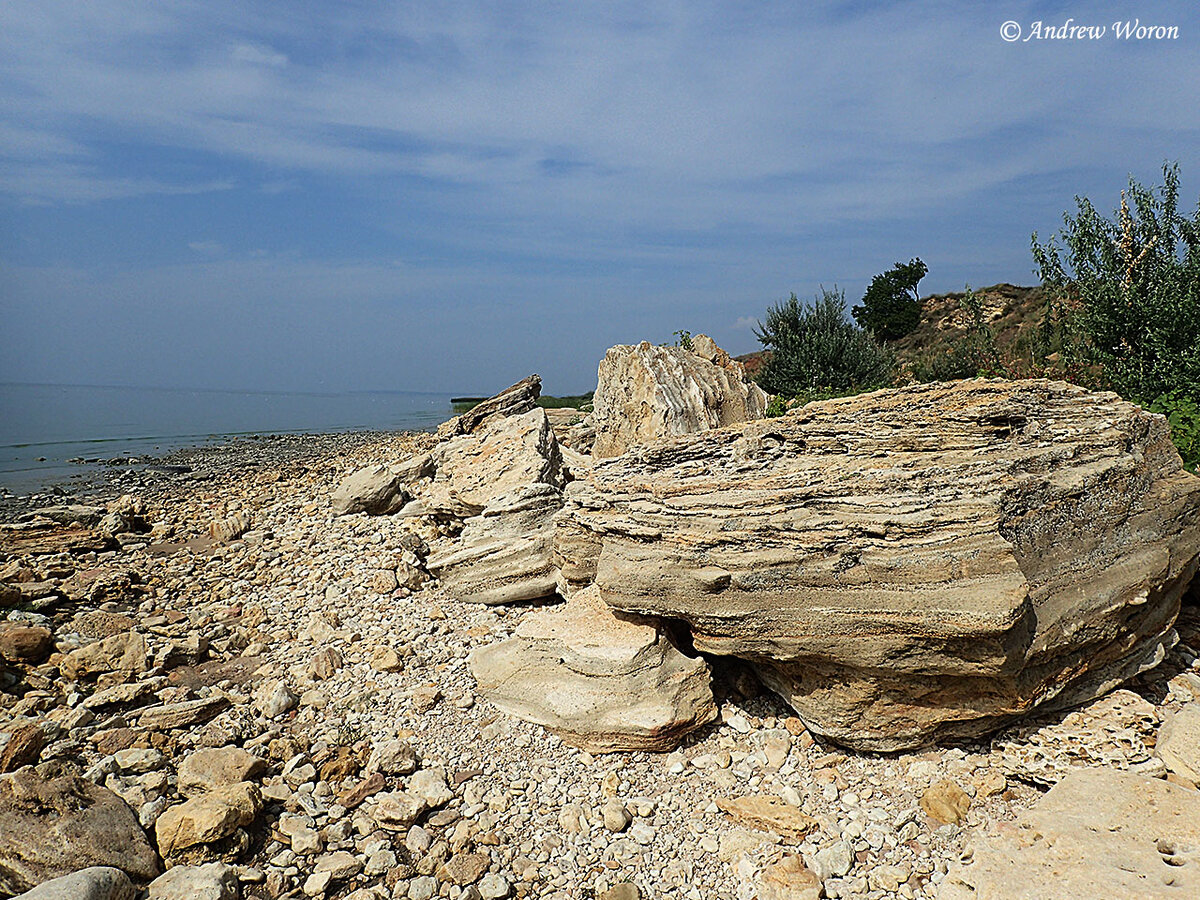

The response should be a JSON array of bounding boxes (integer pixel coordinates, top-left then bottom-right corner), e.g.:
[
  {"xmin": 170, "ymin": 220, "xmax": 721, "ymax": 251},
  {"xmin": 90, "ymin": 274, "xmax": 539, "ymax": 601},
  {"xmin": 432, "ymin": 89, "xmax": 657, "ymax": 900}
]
[
  {"xmin": 715, "ymin": 795, "xmax": 820, "ymax": 841},
  {"xmin": 939, "ymin": 770, "xmax": 1200, "ymax": 899},
  {"xmin": 556, "ymin": 379, "xmax": 1200, "ymax": 749},
  {"xmin": 134, "ymin": 696, "xmax": 230, "ymax": 731},
  {"xmin": 469, "ymin": 586, "xmax": 717, "ymax": 752},
  {"xmin": 0, "ymin": 523, "xmax": 116, "ymax": 556}
]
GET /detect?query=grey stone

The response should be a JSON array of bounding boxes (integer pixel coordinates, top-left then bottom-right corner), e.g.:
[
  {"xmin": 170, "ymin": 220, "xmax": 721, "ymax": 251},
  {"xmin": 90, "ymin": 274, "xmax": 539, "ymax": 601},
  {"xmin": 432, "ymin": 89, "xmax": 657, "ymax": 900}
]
[
  {"xmin": 330, "ymin": 466, "xmax": 408, "ymax": 516},
  {"xmin": 147, "ymin": 863, "xmax": 239, "ymax": 900},
  {"xmin": 14, "ymin": 867, "xmax": 134, "ymax": 900}
]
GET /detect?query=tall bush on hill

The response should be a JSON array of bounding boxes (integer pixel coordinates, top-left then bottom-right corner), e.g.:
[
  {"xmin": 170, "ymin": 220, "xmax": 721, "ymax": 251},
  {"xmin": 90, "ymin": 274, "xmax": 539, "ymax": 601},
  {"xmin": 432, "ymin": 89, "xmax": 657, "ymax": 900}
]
[
  {"xmin": 1032, "ymin": 163, "xmax": 1200, "ymax": 404},
  {"xmin": 754, "ymin": 287, "xmax": 895, "ymax": 397},
  {"xmin": 852, "ymin": 258, "xmax": 928, "ymax": 340}
]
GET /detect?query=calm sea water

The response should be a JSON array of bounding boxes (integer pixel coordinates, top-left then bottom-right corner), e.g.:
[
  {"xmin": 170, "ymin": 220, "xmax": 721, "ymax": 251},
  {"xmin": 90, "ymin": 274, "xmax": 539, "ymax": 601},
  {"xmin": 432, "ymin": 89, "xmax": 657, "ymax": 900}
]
[{"xmin": 0, "ymin": 383, "xmax": 457, "ymax": 495}]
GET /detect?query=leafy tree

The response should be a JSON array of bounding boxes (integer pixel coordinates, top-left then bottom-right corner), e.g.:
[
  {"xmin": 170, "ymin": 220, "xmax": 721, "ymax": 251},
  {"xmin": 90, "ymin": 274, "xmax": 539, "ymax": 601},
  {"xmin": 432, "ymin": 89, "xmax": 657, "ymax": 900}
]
[
  {"xmin": 852, "ymin": 258, "xmax": 928, "ymax": 340},
  {"xmin": 754, "ymin": 287, "xmax": 895, "ymax": 396},
  {"xmin": 1032, "ymin": 163, "xmax": 1200, "ymax": 404}
]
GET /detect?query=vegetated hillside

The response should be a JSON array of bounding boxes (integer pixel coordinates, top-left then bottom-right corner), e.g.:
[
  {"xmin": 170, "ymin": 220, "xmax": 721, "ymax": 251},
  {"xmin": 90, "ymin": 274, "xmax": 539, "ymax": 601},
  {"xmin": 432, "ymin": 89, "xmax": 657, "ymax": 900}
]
[
  {"xmin": 889, "ymin": 283, "xmax": 1047, "ymax": 361},
  {"xmin": 736, "ymin": 284, "xmax": 1049, "ymax": 379}
]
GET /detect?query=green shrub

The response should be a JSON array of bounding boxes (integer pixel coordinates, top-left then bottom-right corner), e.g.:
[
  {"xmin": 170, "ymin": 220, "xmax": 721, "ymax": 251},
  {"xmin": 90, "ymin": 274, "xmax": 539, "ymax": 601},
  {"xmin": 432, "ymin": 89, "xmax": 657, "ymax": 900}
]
[
  {"xmin": 1032, "ymin": 163, "xmax": 1200, "ymax": 404},
  {"xmin": 754, "ymin": 287, "xmax": 896, "ymax": 396},
  {"xmin": 909, "ymin": 347, "xmax": 979, "ymax": 383},
  {"xmin": 852, "ymin": 258, "xmax": 927, "ymax": 341},
  {"xmin": 1149, "ymin": 392, "xmax": 1200, "ymax": 473},
  {"xmin": 765, "ymin": 394, "xmax": 790, "ymax": 418}
]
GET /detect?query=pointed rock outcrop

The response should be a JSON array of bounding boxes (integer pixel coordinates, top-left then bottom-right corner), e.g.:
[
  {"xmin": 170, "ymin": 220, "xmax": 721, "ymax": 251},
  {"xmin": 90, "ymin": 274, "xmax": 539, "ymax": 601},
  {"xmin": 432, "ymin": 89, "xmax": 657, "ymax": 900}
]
[{"xmin": 590, "ymin": 336, "xmax": 767, "ymax": 459}]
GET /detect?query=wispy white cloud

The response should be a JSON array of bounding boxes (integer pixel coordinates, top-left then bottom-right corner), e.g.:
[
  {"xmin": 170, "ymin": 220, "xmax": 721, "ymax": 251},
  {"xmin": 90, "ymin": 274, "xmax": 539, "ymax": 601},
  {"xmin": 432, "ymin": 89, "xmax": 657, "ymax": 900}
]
[
  {"xmin": 0, "ymin": 164, "xmax": 234, "ymax": 205},
  {"xmin": 187, "ymin": 240, "xmax": 226, "ymax": 254},
  {"xmin": 231, "ymin": 42, "xmax": 287, "ymax": 68},
  {"xmin": 2, "ymin": 1, "xmax": 1195, "ymax": 216},
  {"xmin": 1, "ymin": 1, "xmax": 1198, "ymax": 392}
]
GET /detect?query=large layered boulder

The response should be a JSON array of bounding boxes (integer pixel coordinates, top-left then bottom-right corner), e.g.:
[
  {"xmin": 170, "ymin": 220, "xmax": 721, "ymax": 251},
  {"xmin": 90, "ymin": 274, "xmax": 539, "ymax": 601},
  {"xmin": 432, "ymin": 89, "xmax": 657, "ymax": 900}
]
[
  {"xmin": 554, "ymin": 379, "xmax": 1200, "ymax": 750},
  {"xmin": 469, "ymin": 586, "xmax": 717, "ymax": 751},
  {"xmin": 939, "ymin": 770, "xmax": 1200, "ymax": 899},
  {"xmin": 426, "ymin": 484, "xmax": 563, "ymax": 605},
  {"xmin": 590, "ymin": 335, "xmax": 767, "ymax": 459},
  {"xmin": 423, "ymin": 380, "xmax": 568, "ymax": 604}
]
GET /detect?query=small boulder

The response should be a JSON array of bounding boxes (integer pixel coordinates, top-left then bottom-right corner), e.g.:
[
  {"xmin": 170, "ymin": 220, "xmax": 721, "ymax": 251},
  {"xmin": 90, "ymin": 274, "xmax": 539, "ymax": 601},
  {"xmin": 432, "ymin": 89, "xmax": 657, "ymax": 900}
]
[
  {"xmin": 0, "ymin": 722, "xmax": 46, "ymax": 773},
  {"xmin": 0, "ymin": 767, "xmax": 159, "ymax": 894},
  {"xmin": 208, "ymin": 514, "xmax": 250, "ymax": 544},
  {"xmin": 147, "ymin": 862, "xmax": 239, "ymax": 900},
  {"xmin": 0, "ymin": 625, "xmax": 54, "ymax": 665},
  {"xmin": 469, "ymin": 586, "xmax": 716, "ymax": 752},
  {"xmin": 13, "ymin": 866, "xmax": 135, "ymax": 900},
  {"xmin": 154, "ymin": 782, "xmax": 261, "ymax": 858},
  {"xmin": 758, "ymin": 855, "xmax": 822, "ymax": 900},
  {"xmin": 921, "ymin": 780, "xmax": 971, "ymax": 826},
  {"xmin": 60, "ymin": 631, "xmax": 147, "ymax": 681},
  {"xmin": 330, "ymin": 466, "xmax": 408, "ymax": 516},
  {"xmin": 178, "ymin": 747, "xmax": 266, "ymax": 796}
]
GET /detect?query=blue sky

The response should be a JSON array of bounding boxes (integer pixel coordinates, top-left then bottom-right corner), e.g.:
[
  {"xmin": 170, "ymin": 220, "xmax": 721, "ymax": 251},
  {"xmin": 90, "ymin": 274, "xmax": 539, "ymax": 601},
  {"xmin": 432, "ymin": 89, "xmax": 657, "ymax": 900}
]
[{"xmin": 2, "ymin": 1, "xmax": 1197, "ymax": 395}]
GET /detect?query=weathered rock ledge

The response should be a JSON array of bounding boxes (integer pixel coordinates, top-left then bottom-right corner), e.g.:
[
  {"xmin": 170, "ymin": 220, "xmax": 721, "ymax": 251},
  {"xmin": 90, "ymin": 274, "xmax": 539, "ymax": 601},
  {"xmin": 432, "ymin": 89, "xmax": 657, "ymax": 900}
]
[{"xmin": 555, "ymin": 378, "xmax": 1200, "ymax": 749}]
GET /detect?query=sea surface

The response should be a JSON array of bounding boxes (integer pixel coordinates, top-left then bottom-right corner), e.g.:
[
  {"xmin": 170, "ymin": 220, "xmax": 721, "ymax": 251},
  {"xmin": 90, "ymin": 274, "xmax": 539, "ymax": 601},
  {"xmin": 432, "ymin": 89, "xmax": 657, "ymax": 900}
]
[{"xmin": 0, "ymin": 382, "xmax": 457, "ymax": 495}]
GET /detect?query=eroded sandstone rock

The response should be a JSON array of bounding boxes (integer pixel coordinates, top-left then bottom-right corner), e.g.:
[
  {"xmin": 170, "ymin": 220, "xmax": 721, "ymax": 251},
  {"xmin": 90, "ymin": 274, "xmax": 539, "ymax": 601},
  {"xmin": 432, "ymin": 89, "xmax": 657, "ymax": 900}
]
[
  {"xmin": 468, "ymin": 586, "xmax": 717, "ymax": 752},
  {"xmin": 939, "ymin": 770, "xmax": 1200, "ymax": 900},
  {"xmin": 423, "ymin": 408, "xmax": 565, "ymax": 519},
  {"xmin": 590, "ymin": 336, "xmax": 767, "ymax": 459},
  {"xmin": 427, "ymin": 485, "xmax": 563, "ymax": 605},
  {"xmin": 443, "ymin": 375, "xmax": 542, "ymax": 437},
  {"xmin": 555, "ymin": 379, "xmax": 1200, "ymax": 749}
]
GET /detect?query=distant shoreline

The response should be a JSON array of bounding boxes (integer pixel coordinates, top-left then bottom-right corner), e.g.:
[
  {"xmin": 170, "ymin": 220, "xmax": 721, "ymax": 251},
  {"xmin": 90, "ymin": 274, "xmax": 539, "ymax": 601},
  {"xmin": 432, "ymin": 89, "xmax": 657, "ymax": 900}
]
[
  {"xmin": 0, "ymin": 382, "xmax": 459, "ymax": 497},
  {"xmin": 0, "ymin": 428, "xmax": 425, "ymax": 522}
]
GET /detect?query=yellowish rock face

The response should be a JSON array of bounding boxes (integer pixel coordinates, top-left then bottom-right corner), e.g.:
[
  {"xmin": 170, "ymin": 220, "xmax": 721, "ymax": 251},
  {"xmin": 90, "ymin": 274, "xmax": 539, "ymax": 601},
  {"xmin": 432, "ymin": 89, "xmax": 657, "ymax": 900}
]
[{"xmin": 557, "ymin": 379, "xmax": 1200, "ymax": 750}]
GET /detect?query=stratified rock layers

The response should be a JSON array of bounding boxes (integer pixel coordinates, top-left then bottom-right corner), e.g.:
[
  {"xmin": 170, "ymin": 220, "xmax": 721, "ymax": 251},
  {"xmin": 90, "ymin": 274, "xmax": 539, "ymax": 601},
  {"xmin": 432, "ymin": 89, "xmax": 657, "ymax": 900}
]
[
  {"xmin": 425, "ymin": 407, "xmax": 567, "ymax": 604},
  {"xmin": 555, "ymin": 379, "xmax": 1200, "ymax": 750}
]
